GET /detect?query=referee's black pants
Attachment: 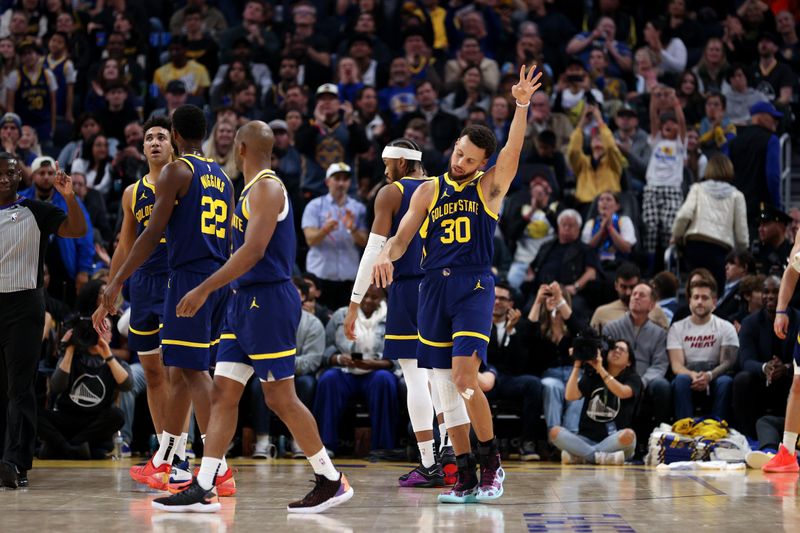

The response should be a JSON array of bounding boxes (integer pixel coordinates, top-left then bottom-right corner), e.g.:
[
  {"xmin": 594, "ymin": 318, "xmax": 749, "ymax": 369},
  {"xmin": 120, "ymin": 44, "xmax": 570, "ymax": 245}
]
[{"xmin": 0, "ymin": 288, "xmax": 45, "ymax": 472}]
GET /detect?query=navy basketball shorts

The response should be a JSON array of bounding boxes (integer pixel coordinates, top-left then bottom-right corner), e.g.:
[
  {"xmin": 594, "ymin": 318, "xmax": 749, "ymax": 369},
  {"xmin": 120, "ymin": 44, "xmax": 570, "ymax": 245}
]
[
  {"xmin": 161, "ymin": 269, "xmax": 229, "ymax": 371},
  {"xmin": 128, "ymin": 270, "xmax": 167, "ymax": 354},
  {"xmin": 216, "ymin": 281, "xmax": 301, "ymax": 382},
  {"xmin": 384, "ymin": 276, "xmax": 423, "ymax": 360},
  {"xmin": 416, "ymin": 267, "xmax": 495, "ymax": 369}
]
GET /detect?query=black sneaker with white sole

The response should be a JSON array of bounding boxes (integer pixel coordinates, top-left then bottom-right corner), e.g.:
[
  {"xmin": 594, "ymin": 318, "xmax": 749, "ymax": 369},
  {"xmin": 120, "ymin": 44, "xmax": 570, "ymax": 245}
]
[
  {"xmin": 151, "ymin": 479, "xmax": 221, "ymax": 513},
  {"xmin": 287, "ymin": 473, "xmax": 353, "ymax": 514}
]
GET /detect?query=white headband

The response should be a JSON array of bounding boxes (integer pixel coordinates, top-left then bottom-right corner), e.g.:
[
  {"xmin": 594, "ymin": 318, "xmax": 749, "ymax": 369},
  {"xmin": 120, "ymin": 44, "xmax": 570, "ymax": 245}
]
[{"xmin": 381, "ymin": 146, "xmax": 422, "ymax": 161}]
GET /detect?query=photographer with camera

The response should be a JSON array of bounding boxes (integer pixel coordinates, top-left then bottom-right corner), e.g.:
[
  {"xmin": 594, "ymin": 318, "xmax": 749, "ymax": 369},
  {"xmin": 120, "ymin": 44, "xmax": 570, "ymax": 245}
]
[
  {"xmin": 549, "ymin": 339, "xmax": 642, "ymax": 465},
  {"xmin": 37, "ymin": 280, "xmax": 132, "ymax": 460}
]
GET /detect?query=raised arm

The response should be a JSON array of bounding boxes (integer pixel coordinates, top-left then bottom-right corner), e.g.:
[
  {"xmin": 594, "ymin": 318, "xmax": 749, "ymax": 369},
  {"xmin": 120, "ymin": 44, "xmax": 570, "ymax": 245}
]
[
  {"xmin": 371, "ymin": 180, "xmax": 434, "ymax": 288},
  {"xmin": 481, "ymin": 65, "xmax": 542, "ymax": 202},
  {"xmin": 53, "ymin": 162, "xmax": 87, "ymax": 238},
  {"xmin": 175, "ymin": 179, "xmax": 283, "ymax": 318}
]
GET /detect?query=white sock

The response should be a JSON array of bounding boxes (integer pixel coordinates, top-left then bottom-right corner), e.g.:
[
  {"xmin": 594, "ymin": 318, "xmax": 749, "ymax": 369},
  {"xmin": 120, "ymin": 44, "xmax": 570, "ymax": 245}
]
[
  {"xmin": 439, "ymin": 423, "xmax": 448, "ymax": 449},
  {"xmin": 784, "ymin": 432, "xmax": 798, "ymax": 454},
  {"xmin": 174, "ymin": 433, "xmax": 188, "ymax": 461},
  {"xmin": 256, "ymin": 434, "xmax": 270, "ymax": 445},
  {"xmin": 197, "ymin": 456, "xmax": 223, "ymax": 491},
  {"xmin": 153, "ymin": 432, "xmax": 179, "ymax": 467},
  {"xmin": 418, "ymin": 439, "xmax": 435, "ymax": 468},
  {"xmin": 308, "ymin": 448, "xmax": 339, "ymax": 481}
]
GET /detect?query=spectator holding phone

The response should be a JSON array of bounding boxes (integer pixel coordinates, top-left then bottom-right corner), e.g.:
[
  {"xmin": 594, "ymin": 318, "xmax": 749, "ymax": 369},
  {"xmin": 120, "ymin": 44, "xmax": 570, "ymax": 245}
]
[
  {"xmin": 549, "ymin": 339, "xmax": 642, "ymax": 465},
  {"xmin": 313, "ymin": 286, "xmax": 398, "ymax": 454}
]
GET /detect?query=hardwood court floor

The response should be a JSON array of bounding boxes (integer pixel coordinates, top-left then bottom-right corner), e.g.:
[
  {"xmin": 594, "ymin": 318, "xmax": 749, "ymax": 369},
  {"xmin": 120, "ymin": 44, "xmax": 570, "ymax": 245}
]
[{"xmin": 2, "ymin": 458, "xmax": 798, "ymax": 532}]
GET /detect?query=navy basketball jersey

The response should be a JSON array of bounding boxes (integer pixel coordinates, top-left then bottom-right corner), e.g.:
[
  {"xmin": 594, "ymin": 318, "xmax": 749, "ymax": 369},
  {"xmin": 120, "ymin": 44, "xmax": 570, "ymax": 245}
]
[
  {"xmin": 390, "ymin": 177, "xmax": 430, "ymax": 278},
  {"xmin": 167, "ymin": 154, "xmax": 232, "ymax": 272},
  {"xmin": 43, "ymin": 55, "xmax": 70, "ymax": 117},
  {"xmin": 420, "ymin": 172, "xmax": 498, "ymax": 270},
  {"xmin": 230, "ymin": 169, "xmax": 295, "ymax": 288},
  {"xmin": 15, "ymin": 66, "xmax": 51, "ymax": 127},
  {"xmin": 131, "ymin": 176, "xmax": 168, "ymax": 275}
]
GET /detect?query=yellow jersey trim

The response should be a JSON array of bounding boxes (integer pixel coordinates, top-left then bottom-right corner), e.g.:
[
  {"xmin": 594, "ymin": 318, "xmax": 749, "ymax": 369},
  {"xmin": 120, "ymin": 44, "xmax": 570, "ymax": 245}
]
[
  {"xmin": 130, "ymin": 180, "xmax": 140, "ymax": 213},
  {"xmin": 453, "ymin": 331, "xmax": 490, "ymax": 343},
  {"xmin": 385, "ymin": 334, "xmax": 419, "ymax": 340},
  {"xmin": 393, "ymin": 181, "xmax": 404, "ymax": 194},
  {"xmin": 220, "ymin": 333, "xmax": 237, "ymax": 340},
  {"xmin": 183, "ymin": 154, "xmax": 214, "ymax": 163},
  {"xmin": 129, "ymin": 325, "xmax": 161, "ymax": 336},
  {"xmin": 419, "ymin": 178, "xmax": 439, "ymax": 239},
  {"xmin": 419, "ymin": 334, "xmax": 454, "ymax": 348},
  {"xmin": 141, "ymin": 175, "xmax": 156, "ymax": 192},
  {"xmin": 242, "ymin": 196, "xmax": 250, "ymax": 220},
  {"xmin": 177, "ymin": 157, "xmax": 194, "ymax": 173},
  {"xmin": 475, "ymin": 176, "xmax": 499, "ymax": 221},
  {"xmin": 249, "ymin": 348, "xmax": 297, "ymax": 360},
  {"xmin": 443, "ymin": 171, "xmax": 483, "ymax": 192},
  {"xmin": 162, "ymin": 339, "xmax": 209, "ymax": 348}
]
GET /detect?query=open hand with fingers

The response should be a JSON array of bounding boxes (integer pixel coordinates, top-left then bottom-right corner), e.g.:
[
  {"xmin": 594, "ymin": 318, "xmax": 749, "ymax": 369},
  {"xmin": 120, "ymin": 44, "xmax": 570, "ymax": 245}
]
[
  {"xmin": 53, "ymin": 161, "xmax": 74, "ymax": 198},
  {"xmin": 511, "ymin": 64, "xmax": 543, "ymax": 106}
]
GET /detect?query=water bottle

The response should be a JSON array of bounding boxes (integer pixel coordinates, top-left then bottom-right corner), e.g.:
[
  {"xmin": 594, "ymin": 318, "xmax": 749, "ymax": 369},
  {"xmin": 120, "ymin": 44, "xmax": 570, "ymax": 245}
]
[
  {"xmin": 112, "ymin": 431, "xmax": 124, "ymax": 461},
  {"xmin": 278, "ymin": 435, "xmax": 286, "ymax": 458}
]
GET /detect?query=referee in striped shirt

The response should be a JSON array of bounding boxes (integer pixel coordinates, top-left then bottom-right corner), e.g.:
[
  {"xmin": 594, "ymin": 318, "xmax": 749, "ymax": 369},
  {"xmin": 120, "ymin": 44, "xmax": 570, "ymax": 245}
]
[{"xmin": 0, "ymin": 152, "xmax": 86, "ymax": 488}]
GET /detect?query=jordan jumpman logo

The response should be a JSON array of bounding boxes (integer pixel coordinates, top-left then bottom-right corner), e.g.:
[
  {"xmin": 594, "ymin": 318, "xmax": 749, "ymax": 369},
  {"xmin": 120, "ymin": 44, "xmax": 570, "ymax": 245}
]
[
  {"xmin": 250, "ymin": 297, "xmax": 260, "ymax": 309},
  {"xmin": 473, "ymin": 279, "xmax": 484, "ymax": 291}
]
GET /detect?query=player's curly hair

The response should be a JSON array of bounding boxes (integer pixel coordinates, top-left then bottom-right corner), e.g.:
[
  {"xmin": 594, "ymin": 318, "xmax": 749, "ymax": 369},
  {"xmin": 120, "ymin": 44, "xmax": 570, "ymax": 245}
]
[
  {"xmin": 171, "ymin": 105, "xmax": 206, "ymax": 142},
  {"xmin": 459, "ymin": 124, "xmax": 497, "ymax": 159},
  {"xmin": 143, "ymin": 116, "xmax": 172, "ymax": 135}
]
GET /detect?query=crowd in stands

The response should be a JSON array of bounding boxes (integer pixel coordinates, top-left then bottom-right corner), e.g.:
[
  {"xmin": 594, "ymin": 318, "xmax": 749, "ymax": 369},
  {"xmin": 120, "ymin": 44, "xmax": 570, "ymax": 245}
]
[{"xmin": 0, "ymin": 0, "xmax": 799, "ymax": 463}]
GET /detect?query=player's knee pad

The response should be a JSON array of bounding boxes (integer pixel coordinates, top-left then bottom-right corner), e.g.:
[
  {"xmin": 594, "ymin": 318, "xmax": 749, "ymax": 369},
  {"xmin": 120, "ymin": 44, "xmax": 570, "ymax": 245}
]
[
  {"xmin": 214, "ymin": 362, "xmax": 254, "ymax": 386},
  {"xmin": 432, "ymin": 369, "xmax": 469, "ymax": 429}
]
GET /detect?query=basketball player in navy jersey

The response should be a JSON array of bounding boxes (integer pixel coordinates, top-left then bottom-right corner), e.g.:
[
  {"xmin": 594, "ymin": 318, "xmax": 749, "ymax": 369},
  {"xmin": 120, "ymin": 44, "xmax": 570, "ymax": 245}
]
[
  {"xmin": 344, "ymin": 138, "xmax": 467, "ymax": 487},
  {"xmin": 150, "ymin": 121, "xmax": 353, "ymax": 513},
  {"xmin": 96, "ymin": 105, "xmax": 236, "ymax": 496},
  {"xmin": 93, "ymin": 117, "xmax": 195, "ymax": 492},
  {"xmin": 372, "ymin": 65, "xmax": 542, "ymax": 503}
]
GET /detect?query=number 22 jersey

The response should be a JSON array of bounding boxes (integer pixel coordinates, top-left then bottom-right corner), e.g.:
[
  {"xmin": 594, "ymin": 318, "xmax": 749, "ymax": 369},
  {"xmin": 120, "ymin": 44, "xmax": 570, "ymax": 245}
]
[
  {"xmin": 419, "ymin": 172, "xmax": 498, "ymax": 271},
  {"xmin": 167, "ymin": 154, "xmax": 233, "ymax": 272}
]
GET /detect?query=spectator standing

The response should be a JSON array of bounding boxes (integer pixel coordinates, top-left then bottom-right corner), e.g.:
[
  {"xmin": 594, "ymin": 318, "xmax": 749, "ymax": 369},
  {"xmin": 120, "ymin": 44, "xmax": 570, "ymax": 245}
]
[
  {"xmin": 613, "ymin": 104, "xmax": 651, "ymax": 189},
  {"xmin": 550, "ymin": 340, "xmax": 641, "ymax": 465},
  {"xmin": 0, "ymin": 151, "xmax": 87, "ymax": 489},
  {"xmin": 642, "ymin": 87, "xmax": 687, "ymax": 275},
  {"xmin": 729, "ymin": 101, "xmax": 782, "ymax": 230},
  {"xmin": 44, "ymin": 31, "xmax": 75, "ymax": 140},
  {"xmin": 733, "ymin": 276, "xmax": 798, "ymax": 438},
  {"xmin": 750, "ymin": 32, "xmax": 794, "ymax": 106},
  {"xmin": 668, "ymin": 279, "xmax": 738, "ymax": 420},
  {"xmin": 314, "ymin": 286, "xmax": 397, "ymax": 454},
  {"xmin": 671, "ymin": 154, "xmax": 749, "ymax": 292},
  {"xmin": 301, "ymin": 163, "xmax": 368, "ymax": 310},
  {"xmin": 642, "ymin": 18, "xmax": 687, "ymax": 75}
]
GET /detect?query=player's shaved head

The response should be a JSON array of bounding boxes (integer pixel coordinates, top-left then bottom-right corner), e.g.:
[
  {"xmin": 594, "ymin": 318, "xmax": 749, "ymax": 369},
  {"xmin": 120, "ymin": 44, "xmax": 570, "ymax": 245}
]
[{"xmin": 234, "ymin": 120, "xmax": 274, "ymax": 173}]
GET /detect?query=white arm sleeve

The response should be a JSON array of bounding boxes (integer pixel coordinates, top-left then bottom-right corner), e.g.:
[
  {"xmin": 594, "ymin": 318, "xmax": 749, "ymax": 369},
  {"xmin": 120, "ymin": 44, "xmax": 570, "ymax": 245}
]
[{"xmin": 350, "ymin": 232, "xmax": 388, "ymax": 304}]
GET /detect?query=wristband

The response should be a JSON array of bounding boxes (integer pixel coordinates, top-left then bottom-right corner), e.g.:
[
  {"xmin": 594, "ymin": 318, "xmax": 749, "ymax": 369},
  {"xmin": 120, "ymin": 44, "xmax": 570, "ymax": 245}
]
[
  {"xmin": 516, "ymin": 100, "xmax": 530, "ymax": 108},
  {"xmin": 776, "ymin": 310, "xmax": 788, "ymax": 315},
  {"xmin": 556, "ymin": 299, "xmax": 567, "ymax": 309}
]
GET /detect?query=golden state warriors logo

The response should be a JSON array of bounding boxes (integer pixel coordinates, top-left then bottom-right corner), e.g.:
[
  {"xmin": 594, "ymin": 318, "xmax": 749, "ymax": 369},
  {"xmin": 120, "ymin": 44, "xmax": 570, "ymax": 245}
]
[{"xmin": 249, "ymin": 297, "xmax": 260, "ymax": 310}]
